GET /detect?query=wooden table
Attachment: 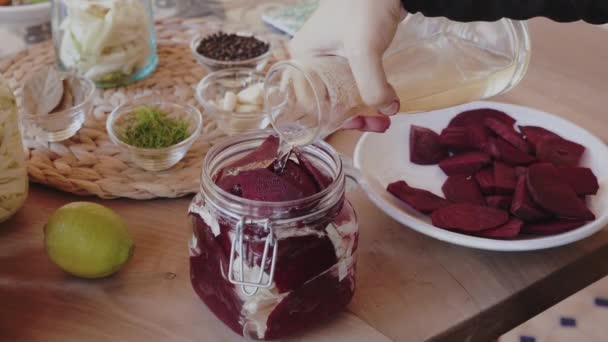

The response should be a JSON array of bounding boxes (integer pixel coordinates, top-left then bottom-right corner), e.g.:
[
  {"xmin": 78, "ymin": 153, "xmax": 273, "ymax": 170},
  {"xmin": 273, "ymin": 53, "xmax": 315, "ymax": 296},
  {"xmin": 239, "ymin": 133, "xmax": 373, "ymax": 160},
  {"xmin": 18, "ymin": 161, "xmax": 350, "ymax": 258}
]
[{"xmin": 2, "ymin": 18, "xmax": 608, "ymax": 342}]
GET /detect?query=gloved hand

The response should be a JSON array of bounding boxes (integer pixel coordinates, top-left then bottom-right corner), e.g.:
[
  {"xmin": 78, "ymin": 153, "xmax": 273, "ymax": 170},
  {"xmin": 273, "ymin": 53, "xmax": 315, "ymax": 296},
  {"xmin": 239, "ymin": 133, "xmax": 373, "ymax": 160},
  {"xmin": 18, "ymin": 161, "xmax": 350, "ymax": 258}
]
[{"xmin": 290, "ymin": 0, "xmax": 405, "ymax": 132}]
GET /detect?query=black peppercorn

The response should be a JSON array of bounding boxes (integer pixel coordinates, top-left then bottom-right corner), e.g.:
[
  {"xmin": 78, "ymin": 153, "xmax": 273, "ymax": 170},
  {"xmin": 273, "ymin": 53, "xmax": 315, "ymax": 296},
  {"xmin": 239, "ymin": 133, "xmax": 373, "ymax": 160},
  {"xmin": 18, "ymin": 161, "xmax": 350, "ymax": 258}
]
[{"xmin": 196, "ymin": 31, "xmax": 270, "ymax": 61}]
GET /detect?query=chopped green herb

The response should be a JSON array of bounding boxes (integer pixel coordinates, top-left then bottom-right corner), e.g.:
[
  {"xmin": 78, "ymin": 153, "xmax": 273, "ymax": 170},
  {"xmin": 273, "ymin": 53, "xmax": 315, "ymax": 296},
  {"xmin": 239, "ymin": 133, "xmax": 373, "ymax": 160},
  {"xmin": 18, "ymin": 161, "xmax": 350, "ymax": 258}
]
[{"xmin": 119, "ymin": 106, "xmax": 189, "ymax": 149}]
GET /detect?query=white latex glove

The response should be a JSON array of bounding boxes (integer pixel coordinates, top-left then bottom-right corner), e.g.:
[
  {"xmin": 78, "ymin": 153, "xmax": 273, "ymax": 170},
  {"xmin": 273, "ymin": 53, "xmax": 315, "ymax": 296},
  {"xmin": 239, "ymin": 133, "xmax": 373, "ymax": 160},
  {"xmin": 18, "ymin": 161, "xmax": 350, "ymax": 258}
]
[{"xmin": 290, "ymin": 0, "xmax": 405, "ymax": 132}]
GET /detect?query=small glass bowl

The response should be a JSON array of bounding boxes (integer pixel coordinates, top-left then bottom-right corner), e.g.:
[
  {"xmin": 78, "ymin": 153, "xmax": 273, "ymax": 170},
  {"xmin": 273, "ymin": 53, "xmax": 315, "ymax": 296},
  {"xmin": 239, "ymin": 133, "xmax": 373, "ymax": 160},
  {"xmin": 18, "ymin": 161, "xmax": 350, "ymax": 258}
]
[
  {"xmin": 196, "ymin": 68, "xmax": 269, "ymax": 136},
  {"xmin": 20, "ymin": 72, "xmax": 95, "ymax": 142},
  {"xmin": 106, "ymin": 98, "xmax": 203, "ymax": 172},
  {"xmin": 190, "ymin": 32, "xmax": 272, "ymax": 72}
]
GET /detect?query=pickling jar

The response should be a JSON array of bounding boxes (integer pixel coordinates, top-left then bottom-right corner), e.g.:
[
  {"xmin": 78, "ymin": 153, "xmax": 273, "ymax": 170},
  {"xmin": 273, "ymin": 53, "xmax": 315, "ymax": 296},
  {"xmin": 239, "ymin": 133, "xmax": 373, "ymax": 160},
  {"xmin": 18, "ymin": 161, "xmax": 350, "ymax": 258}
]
[
  {"xmin": 0, "ymin": 75, "xmax": 28, "ymax": 223},
  {"xmin": 265, "ymin": 13, "xmax": 531, "ymax": 147},
  {"xmin": 51, "ymin": 0, "xmax": 158, "ymax": 88},
  {"xmin": 188, "ymin": 131, "xmax": 358, "ymax": 340}
]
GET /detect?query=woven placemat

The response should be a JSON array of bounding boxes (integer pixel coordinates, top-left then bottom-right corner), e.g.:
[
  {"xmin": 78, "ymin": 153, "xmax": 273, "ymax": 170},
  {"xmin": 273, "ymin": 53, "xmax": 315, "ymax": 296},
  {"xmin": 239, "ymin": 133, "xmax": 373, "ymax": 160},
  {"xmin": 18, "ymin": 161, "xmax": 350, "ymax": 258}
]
[{"xmin": 0, "ymin": 18, "xmax": 289, "ymax": 200}]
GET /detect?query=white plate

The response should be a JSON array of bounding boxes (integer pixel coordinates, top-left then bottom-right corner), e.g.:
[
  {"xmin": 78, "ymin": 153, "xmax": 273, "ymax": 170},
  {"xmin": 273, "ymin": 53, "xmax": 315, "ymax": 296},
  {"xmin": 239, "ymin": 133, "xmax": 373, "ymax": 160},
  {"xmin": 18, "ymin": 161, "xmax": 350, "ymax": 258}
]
[
  {"xmin": 0, "ymin": 2, "xmax": 50, "ymax": 24},
  {"xmin": 353, "ymin": 101, "xmax": 608, "ymax": 251}
]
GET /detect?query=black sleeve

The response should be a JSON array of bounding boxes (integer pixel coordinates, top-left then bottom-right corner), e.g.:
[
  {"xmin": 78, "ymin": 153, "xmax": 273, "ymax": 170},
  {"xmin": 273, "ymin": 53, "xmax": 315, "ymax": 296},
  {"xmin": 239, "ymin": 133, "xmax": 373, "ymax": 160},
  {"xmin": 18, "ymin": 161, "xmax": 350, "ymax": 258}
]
[{"xmin": 402, "ymin": 0, "xmax": 608, "ymax": 24}]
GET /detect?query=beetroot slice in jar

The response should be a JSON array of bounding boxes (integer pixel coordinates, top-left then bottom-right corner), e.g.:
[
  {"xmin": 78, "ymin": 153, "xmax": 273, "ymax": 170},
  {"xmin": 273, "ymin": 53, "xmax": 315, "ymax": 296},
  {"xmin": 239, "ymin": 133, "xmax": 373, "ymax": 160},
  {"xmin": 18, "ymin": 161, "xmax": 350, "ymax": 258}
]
[
  {"xmin": 511, "ymin": 175, "xmax": 552, "ymax": 222},
  {"xmin": 536, "ymin": 136, "xmax": 585, "ymax": 167},
  {"xmin": 519, "ymin": 126, "xmax": 562, "ymax": 151},
  {"xmin": 439, "ymin": 152, "xmax": 491, "ymax": 176},
  {"xmin": 494, "ymin": 162, "xmax": 517, "ymax": 195},
  {"xmin": 522, "ymin": 220, "xmax": 587, "ymax": 235},
  {"xmin": 486, "ymin": 195, "xmax": 513, "ymax": 211},
  {"xmin": 448, "ymin": 108, "xmax": 516, "ymax": 128},
  {"xmin": 280, "ymin": 160, "xmax": 322, "ymax": 196},
  {"xmin": 441, "ymin": 175, "xmax": 485, "ymax": 205},
  {"xmin": 484, "ymin": 117, "xmax": 531, "ymax": 154},
  {"xmin": 218, "ymin": 135, "xmax": 279, "ymax": 176},
  {"xmin": 557, "ymin": 167, "xmax": 599, "ymax": 195},
  {"xmin": 387, "ymin": 181, "xmax": 450, "ymax": 214},
  {"xmin": 494, "ymin": 138, "xmax": 536, "ymax": 166},
  {"xmin": 216, "ymin": 168, "xmax": 310, "ymax": 201},
  {"xmin": 295, "ymin": 150, "xmax": 333, "ymax": 190},
  {"xmin": 527, "ymin": 163, "xmax": 595, "ymax": 220},
  {"xmin": 431, "ymin": 204, "xmax": 509, "ymax": 232},
  {"xmin": 478, "ymin": 218, "xmax": 523, "ymax": 239},
  {"xmin": 409, "ymin": 125, "xmax": 448, "ymax": 165},
  {"xmin": 475, "ymin": 167, "xmax": 495, "ymax": 195}
]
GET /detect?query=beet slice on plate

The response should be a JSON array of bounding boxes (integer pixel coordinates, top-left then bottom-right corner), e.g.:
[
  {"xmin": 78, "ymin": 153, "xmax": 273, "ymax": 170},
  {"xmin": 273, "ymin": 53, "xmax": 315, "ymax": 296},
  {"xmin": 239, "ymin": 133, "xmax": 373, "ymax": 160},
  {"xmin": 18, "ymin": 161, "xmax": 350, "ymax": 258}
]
[
  {"xmin": 439, "ymin": 126, "xmax": 474, "ymax": 151},
  {"xmin": 478, "ymin": 218, "xmax": 523, "ymax": 238},
  {"xmin": 494, "ymin": 162, "xmax": 517, "ymax": 195},
  {"xmin": 536, "ymin": 137, "xmax": 585, "ymax": 167},
  {"xmin": 495, "ymin": 138, "xmax": 536, "ymax": 166},
  {"xmin": 527, "ymin": 163, "xmax": 595, "ymax": 220},
  {"xmin": 519, "ymin": 126, "xmax": 562, "ymax": 151},
  {"xmin": 557, "ymin": 167, "xmax": 599, "ymax": 195},
  {"xmin": 511, "ymin": 175, "xmax": 552, "ymax": 222},
  {"xmin": 387, "ymin": 181, "xmax": 450, "ymax": 214},
  {"xmin": 439, "ymin": 152, "xmax": 491, "ymax": 176},
  {"xmin": 475, "ymin": 168, "xmax": 495, "ymax": 195},
  {"xmin": 522, "ymin": 220, "xmax": 587, "ymax": 235},
  {"xmin": 448, "ymin": 108, "xmax": 516, "ymax": 128},
  {"xmin": 486, "ymin": 195, "xmax": 513, "ymax": 211},
  {"xmin": 484, "ymin": 117, "xmax": 531, "ymax": 153},
  {"xmin": 441, "ymin": 175, "xmax": 485, "ymax": 205},
  {"xmin": 410, "ymin": 125, "xmax": 448, "ymax": 165},
  {"xmin": 431, "ymin": 204, "xmax": 509, "ymax": 232}
]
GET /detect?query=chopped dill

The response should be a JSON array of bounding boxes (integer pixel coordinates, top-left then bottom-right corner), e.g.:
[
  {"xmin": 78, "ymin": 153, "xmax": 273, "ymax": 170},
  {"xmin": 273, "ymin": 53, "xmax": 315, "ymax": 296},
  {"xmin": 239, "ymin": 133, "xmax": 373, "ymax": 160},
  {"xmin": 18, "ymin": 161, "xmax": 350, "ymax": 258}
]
[{"xmin": 119, "ymin": 106, "xmax": 189, "ymax": 149}]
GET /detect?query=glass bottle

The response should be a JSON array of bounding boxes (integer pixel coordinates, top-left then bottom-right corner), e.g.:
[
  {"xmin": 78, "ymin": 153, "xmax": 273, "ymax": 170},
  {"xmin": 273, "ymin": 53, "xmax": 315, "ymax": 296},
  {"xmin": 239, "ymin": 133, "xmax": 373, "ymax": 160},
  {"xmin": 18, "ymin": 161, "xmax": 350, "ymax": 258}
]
[
  {"xmin": 188, "ymin": 132, "xmax": 359, "ymax": 340},
  {"xmin": 0, "ymin": 75, "xmax": 28, "ymax": 223},
  {"xmin": 264, "ymin": 13, "xmax": 531, "ymax": 147},
  {"xmin": 51, "ymin": 0, "xmax": 158, "ymax": 88}
]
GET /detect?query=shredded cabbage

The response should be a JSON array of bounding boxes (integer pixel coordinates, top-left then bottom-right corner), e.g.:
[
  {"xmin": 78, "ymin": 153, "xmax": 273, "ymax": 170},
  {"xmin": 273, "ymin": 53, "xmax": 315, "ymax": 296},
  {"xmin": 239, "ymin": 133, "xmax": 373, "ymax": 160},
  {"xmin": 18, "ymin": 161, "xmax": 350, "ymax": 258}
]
[
  {"xmin": 0, "ymin": 76, "xmax": 28, "ymax": 223},
  {"xmin": 59, "ymin": 0, "xmax": 152, "ymax": 82}
]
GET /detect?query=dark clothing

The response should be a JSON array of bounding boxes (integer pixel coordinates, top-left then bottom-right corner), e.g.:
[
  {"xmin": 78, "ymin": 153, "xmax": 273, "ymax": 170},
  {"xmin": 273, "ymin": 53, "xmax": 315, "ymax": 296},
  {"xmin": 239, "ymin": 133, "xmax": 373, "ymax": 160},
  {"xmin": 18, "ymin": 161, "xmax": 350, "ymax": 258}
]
[{"xmin": 402, "ymin": 0, "xmax": 608, "ymax": 24}]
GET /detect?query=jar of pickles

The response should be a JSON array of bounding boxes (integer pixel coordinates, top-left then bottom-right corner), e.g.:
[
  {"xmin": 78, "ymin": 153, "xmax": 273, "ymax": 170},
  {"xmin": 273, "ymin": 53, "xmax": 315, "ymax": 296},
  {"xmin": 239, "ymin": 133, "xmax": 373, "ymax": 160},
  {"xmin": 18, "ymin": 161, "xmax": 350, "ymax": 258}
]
[
  {"xmin": 188, "ymin": 132, "xmax": 358, "ymax": 339},
  {"xmin": 0, "ymin": 75, "xmax": 28, "ymax": 223},
  {"xmin": 51, "ymin": 0, "xmax": 158, "ymax": 88}
]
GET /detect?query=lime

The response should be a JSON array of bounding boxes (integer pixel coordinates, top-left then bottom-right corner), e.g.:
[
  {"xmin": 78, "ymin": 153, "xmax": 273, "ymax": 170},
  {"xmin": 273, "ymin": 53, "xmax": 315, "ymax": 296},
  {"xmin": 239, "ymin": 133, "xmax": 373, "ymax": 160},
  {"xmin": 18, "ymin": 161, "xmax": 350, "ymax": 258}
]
[{"xmin": 44, "ymin": 202, "xmax": 135, "ymax": 279}]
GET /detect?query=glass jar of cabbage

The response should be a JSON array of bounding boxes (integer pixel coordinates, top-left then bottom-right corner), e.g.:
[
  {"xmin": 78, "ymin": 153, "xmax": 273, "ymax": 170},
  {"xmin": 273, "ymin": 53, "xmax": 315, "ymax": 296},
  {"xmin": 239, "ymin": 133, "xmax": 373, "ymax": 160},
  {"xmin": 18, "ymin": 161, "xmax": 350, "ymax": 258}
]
[
  {"xmin": 0, "ymin": 75, "xmax": 28, "ymax": 223},
  {"xmin": 51, "ymin": 0, "xmax": 158, "ymax": 88}
]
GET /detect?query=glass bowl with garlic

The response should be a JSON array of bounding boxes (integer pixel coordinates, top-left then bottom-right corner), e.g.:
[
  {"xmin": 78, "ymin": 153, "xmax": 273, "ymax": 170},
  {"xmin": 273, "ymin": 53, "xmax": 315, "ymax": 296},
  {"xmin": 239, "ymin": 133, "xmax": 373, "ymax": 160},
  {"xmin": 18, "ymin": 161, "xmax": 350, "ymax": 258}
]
[
  {"xmin": 20, "ymin": 67, "xmax": 95, "ymax": 142},
  {"xmin": 195, "ymin": 68, "xmax": 269, "ymax": 136}
]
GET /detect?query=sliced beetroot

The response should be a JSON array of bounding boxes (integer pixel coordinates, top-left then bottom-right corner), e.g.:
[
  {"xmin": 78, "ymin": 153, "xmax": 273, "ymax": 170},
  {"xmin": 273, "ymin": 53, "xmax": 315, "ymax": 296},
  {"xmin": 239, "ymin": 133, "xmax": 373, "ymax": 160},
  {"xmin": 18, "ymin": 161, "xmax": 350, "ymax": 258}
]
[
  {"xmin": 478, "ymin": 218, "xmax": 523, "ymax": 239},
  {"xmin": 483, "ymin": 137, "xmax": 501, "ymax": 159},
  {"xmin": 431, "ymin": 204, "xmax": 509, "ymax": 232},
  {"xmin": 217, "ymin": 168, "xmax": 309, "ymax": 202},
  {"xmin": 495, "ymin": 138, "xmax": 536, "ymax": 166},
  {"xmin": 519, "ymin": 126, "xmax": 562, "ymax": 151},
  {"xmin": 527, "ymin": 163, "xmax": 595, "ymax": 220},
  {"xmin": 515, "ymin": 166, "xmax": 528, "ymax": 177},
  {"xmin": 536, "ymin": 137, "xmax": 585, "ymax": 167},
  {"xmin": 295, "ymin": 150, "xmax": 333, "ymax": 190},
  {"xmin": 279, "ymin": 160, "xmax": 321, "ymax": 197},
  {"xmin": 449, "ymin": 108, "xmax": 516, "ymax": 128},
  {"xmin": 439, "ymin": 152, "xmax": 491, "ymax": 176},
  {"xmin": 441, "ymin": 175, "xmax": 485, "ymax": 205},
  {"xmin": 557, "ymin": 167, "xmax": 599, "ymax": 195},
  {"xmin": 511, "ymin": 175, "xmax": 552, "ymax": 222},
  {"xmin": 522, "ymin": 220, "xmax": 587, "ymax": 235},
  {"xmin": 486, "ymin": 195, "xmax": 513, "ymax": 211},
  {"xmin": 484, "ymin": 117, "xmax": 531, "ymax": 153},
  {"xmin": 410, "ymin": 125, "xmax": 448, "ymax": 165},
  {"xmin": 439, "ymin": 127, "xmax": 474, "ymax": 151},
  {"xmin": 494, "ymin": 162, "xmax": 517, "ymax": 195},
  {"xmin": 387, "ymin": 181, "xmax": 450, "ymax": 214},
  {"xmin": 475, "ymin": 168, "xmax": 495, "ymax": 195},
  {"xmin": 221, "ymin": 135, "xmax": 279, "ymax": 174}
]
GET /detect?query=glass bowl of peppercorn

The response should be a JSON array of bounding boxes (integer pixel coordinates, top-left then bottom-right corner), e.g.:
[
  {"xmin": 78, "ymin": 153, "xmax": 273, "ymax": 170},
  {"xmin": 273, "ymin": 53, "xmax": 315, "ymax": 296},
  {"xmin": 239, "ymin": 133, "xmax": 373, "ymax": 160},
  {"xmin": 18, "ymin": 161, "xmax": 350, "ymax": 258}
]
[
  {"xmin": 190, "ymin": 31, "xmax": 272, "ymax": 72},
  {"xmin": 106, "ymin": 97, "xmax": 203, "ymax": 172}
]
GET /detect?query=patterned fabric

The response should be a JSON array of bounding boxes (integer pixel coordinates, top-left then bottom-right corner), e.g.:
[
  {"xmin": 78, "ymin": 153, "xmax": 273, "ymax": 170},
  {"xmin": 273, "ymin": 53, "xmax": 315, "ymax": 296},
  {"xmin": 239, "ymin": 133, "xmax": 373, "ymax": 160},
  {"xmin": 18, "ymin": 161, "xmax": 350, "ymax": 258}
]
[{"xmin": 500, "ymin": 276, "xmax": 608, "ymax": 342}]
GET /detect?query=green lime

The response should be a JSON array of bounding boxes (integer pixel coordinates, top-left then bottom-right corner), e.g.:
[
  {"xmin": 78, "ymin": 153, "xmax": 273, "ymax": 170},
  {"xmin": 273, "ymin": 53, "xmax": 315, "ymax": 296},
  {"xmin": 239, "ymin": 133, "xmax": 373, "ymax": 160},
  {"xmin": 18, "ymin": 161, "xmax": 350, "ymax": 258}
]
[{"xmin": 44, "ymin": 202, "xmax": 135, "ymax": 279}]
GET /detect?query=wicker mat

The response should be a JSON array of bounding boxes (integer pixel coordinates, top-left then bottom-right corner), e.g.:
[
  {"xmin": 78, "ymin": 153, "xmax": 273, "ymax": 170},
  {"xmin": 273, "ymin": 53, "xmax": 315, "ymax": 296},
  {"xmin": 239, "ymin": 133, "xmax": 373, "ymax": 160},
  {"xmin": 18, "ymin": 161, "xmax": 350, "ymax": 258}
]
[{"xmin": 0, "ymin": 18, "xmax": 289, "ymax": 200}]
